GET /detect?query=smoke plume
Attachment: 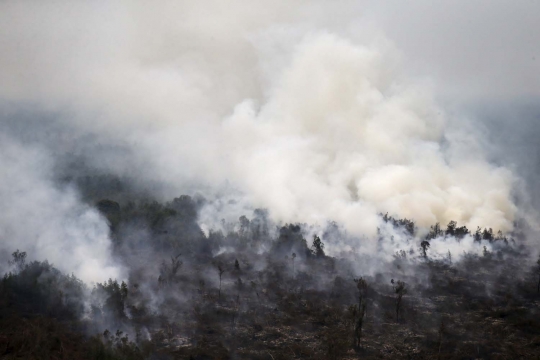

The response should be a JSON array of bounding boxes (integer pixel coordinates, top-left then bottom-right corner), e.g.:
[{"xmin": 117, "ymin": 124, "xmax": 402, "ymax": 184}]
[
  {"xmin": 0, "ymin": 1, "xmax": 538, "ymax": 279},
  {"xmin": 0, "ymin": 135, "xmax": 123, "ymax": 282}
]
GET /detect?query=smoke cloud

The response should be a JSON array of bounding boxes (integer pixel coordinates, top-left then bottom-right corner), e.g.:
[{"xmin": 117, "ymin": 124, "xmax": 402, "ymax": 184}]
[
  {"xmin": 0, "ymin": 1, "xmax": 537, "ymax": 279},
  {"xmin": 0, "ymin": 135, "xmax": 123, "ymax": 282}
]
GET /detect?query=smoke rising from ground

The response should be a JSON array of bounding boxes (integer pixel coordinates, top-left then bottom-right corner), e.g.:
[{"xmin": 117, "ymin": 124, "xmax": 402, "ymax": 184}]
[
  {"xmin": 0, "ymin": 1, "xmax": 538, "ymax": 279},
  {"xmin": 220, "ymin": 32, "xmax": 516, "ymax": 235},
  {"xmin": 0, "ymin": 135, "xmax": 123, "ymax": 283}
]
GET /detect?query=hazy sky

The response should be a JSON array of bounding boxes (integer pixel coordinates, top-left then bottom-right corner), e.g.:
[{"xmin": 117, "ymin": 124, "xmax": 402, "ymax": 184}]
[
  {"xmin": 1, "ymin": 1, "xmax": 538, "ymax": 104},
  {"xmin": 371, "ymin": 1, "xmax": 540, "ymax": 102}
]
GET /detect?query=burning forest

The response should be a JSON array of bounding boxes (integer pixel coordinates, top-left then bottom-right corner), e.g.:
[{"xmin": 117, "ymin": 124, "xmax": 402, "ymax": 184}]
[{"xmin": 1, "ymin": 1, "xmax": 540, "ymax": 359}]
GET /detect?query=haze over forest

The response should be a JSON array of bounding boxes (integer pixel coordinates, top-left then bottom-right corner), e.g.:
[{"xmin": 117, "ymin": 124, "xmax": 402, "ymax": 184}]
[{"xmin": 0, "ymin": 1, "xmax": 540, "ymax": 359}]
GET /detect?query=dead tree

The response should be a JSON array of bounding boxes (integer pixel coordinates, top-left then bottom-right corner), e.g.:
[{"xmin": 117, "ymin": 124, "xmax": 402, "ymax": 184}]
[
  {"xmin": 420, "ymin": 241, "xmax": 430, "ymax": 259},
  {"xmin": 218, "ymin": 265, "xmax": 226, "ymax": 302},
  {"xmin": 250, "ymin": 280, "xmax": 260, "ymax": 304},
  {"xmin": 392, "ymin": 279, "xmax": 407, "ymax": 322},
  {"xmin": 235, "ymin": 277, "xmax": 244, "ymax": 296},
  {"xmin": 438, "ymin": 319, "xmax": 445, "ymax": 360},
  {"xmin": 231, "ymin": 279, "xmax": 244, "ymax": 349},
  {"xmin": 352, "ymin": 277, "xmax": 368, "ymax": 349},
  {"xmin": 158, "ymin": 253, "xmax": 182, "ymax": 286},
  {"xmin": 292, "ymin": 252, "xmax": 296, "ymax": 278}
]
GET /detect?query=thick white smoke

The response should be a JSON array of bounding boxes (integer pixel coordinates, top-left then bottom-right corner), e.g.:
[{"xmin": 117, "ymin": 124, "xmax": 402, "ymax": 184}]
[
  {"xmin": 0, "ymin": 136, "xmax": 124, "ymax": 282},
  {"xmin": 0, "ymin": 0, "xmax": 533, "ymax": 273},
  {"xmin": 221, "ymin": 32, "xmax": 516, "ymax": 235}
]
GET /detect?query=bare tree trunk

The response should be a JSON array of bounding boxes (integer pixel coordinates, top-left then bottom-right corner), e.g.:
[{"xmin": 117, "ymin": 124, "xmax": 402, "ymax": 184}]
[
  {"xmin": 438, "ymin": 320, "xmax": 445, "ymax": 360},
  {"xmin": 438, "ymin": 331, "xmax": 442, "ymax": 359},
  {"xmin": 353, "ymin": 288, "xmax": 366, "ymax": 349},
  {"xmin": 396, "ymin": 297, "xmax": 401, "ymax": 322},
  {"xmin": 354, "ymin": 304, "xmax": 366, "ymax": 349}
]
